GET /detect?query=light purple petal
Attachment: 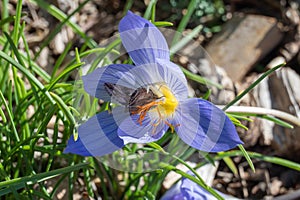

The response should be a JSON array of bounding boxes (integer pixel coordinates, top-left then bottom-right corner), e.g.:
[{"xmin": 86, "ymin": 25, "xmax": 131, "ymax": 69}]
[
  {"xmin": 83, "ymin": 62, "xmax": 187, "ymax": 105},
  {"xmin": 82, "ymin": 64, "xmax": 135, "ymax": 102},
  {"xmin": 114, "ymin": 63, "xmax": 188, "ymax": 100},
  {"xmin": 156, "ymin": 59, "xmax": 188, "ymax": 100},
  {"xmin": 160, "ymin": 180, "xmax": 183, "ymax": 200},
  {"xmin": 65, "ymin": 111, "xmax": 125, "ymax": 157},
  {"xmin": 180, "ymin": 178, "xmax": 213, "ymax": 200},
  {"xmin": 112, "ymin": 107, "xmax": 168, "ymax": 144},
  {"xmin": 64, "ymin": 135, "xmax": 92, "ymax": 156},
  {"xmin": 173, "ymin": 98, "xmax": 243, "ymax": 152},
  {"xmin": 161, "ymin": 171, "xmax": 239, "ymax": 200},
  {"xmin": 119, "ymin": 11, "xmax": 170, "ymax": 65}
]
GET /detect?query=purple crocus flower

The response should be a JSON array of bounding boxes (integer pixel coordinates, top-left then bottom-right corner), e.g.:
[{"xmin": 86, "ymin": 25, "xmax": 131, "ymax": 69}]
[
  {"xmin": 161, "ymin": 172, "xmax": 239, "ymax": 200},
  {"xmin": 64, "ymin": 11, "xmax": 243, "ymax": 157}
]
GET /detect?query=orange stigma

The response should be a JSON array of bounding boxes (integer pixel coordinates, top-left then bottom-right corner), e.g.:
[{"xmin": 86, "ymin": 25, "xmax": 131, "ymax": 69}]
[
  {"xmin": 130, "ymin": 84, "xmax": 180, "ymax": 132},
  {"xmin": 130, "ymin": 101, "xmax": 161, "ymax": 125}
]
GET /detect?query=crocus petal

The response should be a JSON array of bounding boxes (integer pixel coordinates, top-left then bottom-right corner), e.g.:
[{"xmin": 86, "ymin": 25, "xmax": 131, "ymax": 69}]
[
  {"xmin": 112, "ymin": 107, "xmax": 168, "ymax": 144},
  {"xmin": 156, "ymin": 59, "xmax": 188, "ymax": 100},
  {"xmin": 83, "ymin": 62, "xmax": 187, "ymax": 105},
  {"xmin": 82, "ymin": 64, "xmax": 135, "ymax": 102},
  {"xmin": 65, "ymin": 111, "xmax": 125, "ymax": 157},
  {"xmin": 180, "ymin": 179, "xmax": 214, "ymax": 200},
  {"xmin": 160, "ymin": 181, "xmax": 183, "ymax": 200},
  {"xmin": 173, "ymin": 98, "xmax": 243, "ymax": 152},
  {"xmin": 119, "ymin": 11, "xmax": 170, "ymax": 66},
  {"xmin": 180, "ymin": 171, "xmax": 240, "ymax": 200},
  {"xmin": 64, "ymin": 135, "xmax": 92, "ymax": 156},
  {"xmin": 161, "ymin": 170, "xmax": 240, "ymax": 200},
  {"xmin": 114, "ymin": 63, "xmax": 188, "ymax": 100}
]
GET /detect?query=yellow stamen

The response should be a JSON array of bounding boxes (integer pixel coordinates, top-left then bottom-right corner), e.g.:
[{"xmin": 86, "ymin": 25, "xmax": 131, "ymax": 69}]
[
  {"xmin": 156, "ymin": 85, "xmax": 178, "ymax": 116},
  {"xmin": 131, "ymin": 84, "xmax": 179, "ymax": 130}
]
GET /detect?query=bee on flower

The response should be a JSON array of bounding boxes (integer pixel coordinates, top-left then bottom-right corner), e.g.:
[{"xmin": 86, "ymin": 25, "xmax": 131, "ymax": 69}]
[{"xmin": 64, "ymin": 11, "xmax": 243, "ymax": 157}]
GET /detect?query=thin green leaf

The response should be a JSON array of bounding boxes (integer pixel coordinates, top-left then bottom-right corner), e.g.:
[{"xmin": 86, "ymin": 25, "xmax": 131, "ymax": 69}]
[
  {"xmin": 47, "ymin": 62, "xmax": 83, "ymax": 91},
  {"xmin": 0, "ymin": 51, "xmax": 55, "ymax": 104},
  {"xmin": 0, "ymin": 163, "xmax": 89, "ymax": 189},
  {"xmin": 51, "ymin": 42, "xmax": 73, "ymax": 79},
  {"xmin": 0, "ymin": 14, "xmax": 26, "ymax": 29},
  {"xmin": 170, "ymin": 25, "xmax": 203, "ymax": 55},
  {"xmin": 75, "ymin": 47, "xmax": 81, "ymax": 63},
  {"xmin": 33, "ymin": 0, "xmax": 92, "ymax": 60},
  {"xmin": 181, "ymin": 67, "xmax": 223, "ymax": 89},
  {"xmin": 261, "ymin": 115, "xmax": 294, "ymax": 129},
  {"xmin": 150, "ymin": 1, "xmax": 156, "ymax": 23},
  {"xmin": 143, "ymin": 0, "xmax": 158, "ymax": 19},
  {"xmin": 153, "ymin": 21, "xmax": 173, "ymax": 27},
  {"xmin": 202, "ymin": 89, "xmax": 211, "ymax": 100},
  {"xmin": 1, "ymin": 0, "xmax": 9, "ymax": 32},
  {"xmin": 223, "ymin": 63, "xmax": 285, "ymax": 111},
  {"xmin": 123, "ymin": 0, "xmax": 134, "ymax": 15},
  {"xmin": 160, "ymin": 163, "xmax": 224, "ymax": 200},
  {"xmin": 0, "ymin": 91, "xmax": 19, "ymax": 142},
  {"xmin": 0, "ymin": 106, "xmax": 6, "ymax": 123},
  {"xmin": 222, "ymin": 156, "xmax": 238, "ymax": 175},
  {"xmin": 171, "ymin": 0, "xmax": 199, "ymax": 46},
  {"xmin": 215, "ymin": 151, "xmax": 300, "ymax": 171},
  {"xmin": 227, "ymin": 113, "xmax": 253, "ymax": 122},
  {"xmin": 33, "ymin": 0, "xmax": 97, "ymax": 49},
  {"xmin": 238, "ymin": 144, "xmax": 255, "ymax": 172},
  {"xmin": 50, "ymin": 92, "xmax": 76, "ymax": 125},
  {"xmin": 147, "ymin": 142, "xmax": 166, "ymax": 154},
  {"xmin": 12, "ymin": 0, "xmax": 22, "ymax": 44}
]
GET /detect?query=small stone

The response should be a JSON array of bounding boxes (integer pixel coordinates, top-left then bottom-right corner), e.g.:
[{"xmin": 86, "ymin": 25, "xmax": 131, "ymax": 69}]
[{"xmin": 270, "ymin": 178, "xmax": 283, "ymax": 196}]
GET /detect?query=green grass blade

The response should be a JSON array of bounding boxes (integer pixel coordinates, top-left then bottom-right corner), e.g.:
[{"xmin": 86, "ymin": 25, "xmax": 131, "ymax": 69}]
[
  {"xmin": 181, "ymin": 67, "xmax": 223, "ymax": 89},
  {"xmin": 147, "ymin": 142, "xmax": 167, "ymax": 154},
  {"xmin": 1, "ymin": 0, "xmax": 9, "ymax": 32},
  {"xmin": 51, "ymin": 42, "xmax": 73, "ymax": 79},
  {"xmin": 238, "ymin": 144, "xmax": 255, "ymax": 172},
  {"xmin": 170, "ymin": 25, "xmax": 203, "ymax": 55},
  {"xmin": 221, "ymin": 155, "xmax": 238, "ymax": 175},
  {"xmin": 123, "ymin": 0, "xmax": 134, "ymax": 15},
  {"xmin": 12, "ymin": 0, "xmax": 22, "ymax": 44},
  {"xmin": 47, "ymin": 62, "xmax": 83, "ymax": 91},
  {"xmin": 0, "ymin": 15, "xmax": 23, "ymax": 30},
  {"xmin": 49, "ymin": 92, "xmax": 76, "ymax": 126},
  {"xmin": 215, "ymin": 151, "xmax": 300, "ymax": 171},
  {"xmin": 143, "ymin": 0, "xmax": 157, "ymax": 19},
  {"xmin": 33, "ymin": 0, "xmax": 97, "ymax": 48},
  {"xmin": 153, "ymin": 21, "xmax": 173, "ymax": 27},
  {"xmin": 223, "ymin": 63, "xmax": 285, "ymax": 111},
  {"xmin": 0, "ymin": 106, "xmax": 6, "ymax": 123},
  {"xmin": 171, "ymin": 0, "xmax": 199, "ymax": 46},
  {"xmin": 160, "ymin": 163, "xmax": 224, "ymax": 200},
  {"xmin": 0, "ymin": 51, "xmax": 55, "ymax": 104},
  {"xmin": 0, "ymin": 91, "xmax": 19, "ymax": 142},
  {"xmin": 223, "ymin": 106, "xmax": 299, "ymax": 127},
  {"xmin": 261, "ymin": 115, "xmax": 294, "ymax": 128},
  {"xmin": 33, "ymin": 0, "xmax": 91, "ymax": 60},
  {"xmin": 0, "ymin": 163, "xmax": 89, "ymax": 189}
]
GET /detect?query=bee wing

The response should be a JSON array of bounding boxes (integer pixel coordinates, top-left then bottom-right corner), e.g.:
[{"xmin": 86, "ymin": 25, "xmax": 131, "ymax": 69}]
[{"xmin": 104, "ymin": 83, "xmax": 134, "ymax": 105}]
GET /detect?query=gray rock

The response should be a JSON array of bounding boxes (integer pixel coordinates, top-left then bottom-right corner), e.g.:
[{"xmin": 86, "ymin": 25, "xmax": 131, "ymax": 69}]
[{"xmin": 206, "ymin": 14, "xmax": 283, "ymax": 82}]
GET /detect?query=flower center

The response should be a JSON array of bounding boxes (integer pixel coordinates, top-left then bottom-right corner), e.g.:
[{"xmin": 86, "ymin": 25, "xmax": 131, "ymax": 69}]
[
  {"xmin": 130, "ymin": 84, "xmax": 178, "ymax": 125},
  {"xmin": 155, "ymin": 85, "xmax": 178, "ymax": 117}
]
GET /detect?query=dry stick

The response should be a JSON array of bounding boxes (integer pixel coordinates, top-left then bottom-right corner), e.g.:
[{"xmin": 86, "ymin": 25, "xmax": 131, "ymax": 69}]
[{"xmin": 217, "ymin": 105, "xmax": 300, "ymax": 127}]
